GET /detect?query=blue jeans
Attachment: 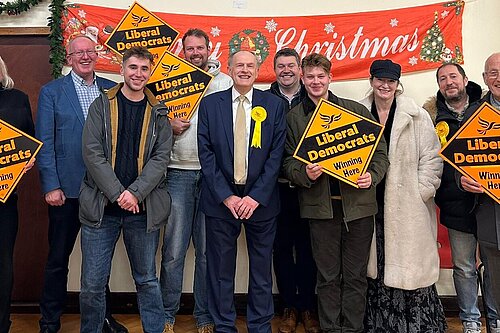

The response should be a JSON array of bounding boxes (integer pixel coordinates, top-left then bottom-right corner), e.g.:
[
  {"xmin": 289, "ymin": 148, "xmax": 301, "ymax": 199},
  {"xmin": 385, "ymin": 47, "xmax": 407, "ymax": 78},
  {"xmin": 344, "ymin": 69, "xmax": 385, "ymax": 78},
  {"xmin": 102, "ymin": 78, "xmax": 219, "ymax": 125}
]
[
  {"xmin": 160, "ymin": 169, "xmax": 211, "ymax": 327},
  {"xmin": 448, "ymin": 229, "xmax": 499, "ymax": 324},
  {"xmin": 80, "ymin": 214, "xmax": 165, "ymax": 333}
]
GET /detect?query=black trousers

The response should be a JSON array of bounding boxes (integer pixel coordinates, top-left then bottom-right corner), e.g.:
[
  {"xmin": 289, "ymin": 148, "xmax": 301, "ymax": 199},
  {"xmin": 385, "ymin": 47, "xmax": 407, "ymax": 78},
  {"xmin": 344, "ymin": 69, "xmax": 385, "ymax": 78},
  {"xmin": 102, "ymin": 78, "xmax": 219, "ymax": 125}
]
[
  {"xmin": 273, "ymin": 183, "xmax": 317, "ymax": 312},
  {"xmin": 39, "ymin": 199, "xmax": 81, "ymax": 332},
  {"xmin": 0, "ymin": 194, "xmax": 18, "ymax": 333},
  {"xmin": 480, "ymin": 242, "xmax": 500, "ymax": 313},
  {"xmin": 309, "ymin": 200, "xmax": 374, "ymax": 333},
  {"xmin": 39, "ymin": 199, "xmax": 115, "ymax": 332},
  {"xmin": 206, "ymin": 215, "xmax": 276, "ymax": 333}
]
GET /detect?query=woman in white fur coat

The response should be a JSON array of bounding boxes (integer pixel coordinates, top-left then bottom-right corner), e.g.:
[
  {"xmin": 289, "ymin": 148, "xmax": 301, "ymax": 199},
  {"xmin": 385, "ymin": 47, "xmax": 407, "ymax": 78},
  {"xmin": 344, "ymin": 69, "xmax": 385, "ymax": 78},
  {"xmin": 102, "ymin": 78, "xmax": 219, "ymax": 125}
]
[{"xmin": 359, "ymin": 59, "xmax": 445, "ymax": 333}]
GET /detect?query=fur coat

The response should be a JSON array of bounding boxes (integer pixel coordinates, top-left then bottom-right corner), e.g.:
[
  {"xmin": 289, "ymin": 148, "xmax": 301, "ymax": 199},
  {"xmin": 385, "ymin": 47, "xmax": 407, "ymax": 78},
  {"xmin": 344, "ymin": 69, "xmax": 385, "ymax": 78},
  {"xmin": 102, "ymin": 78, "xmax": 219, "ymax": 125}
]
[{"xmin": 360, "ymin": 94, "xmax": 443, "ymax": 290}]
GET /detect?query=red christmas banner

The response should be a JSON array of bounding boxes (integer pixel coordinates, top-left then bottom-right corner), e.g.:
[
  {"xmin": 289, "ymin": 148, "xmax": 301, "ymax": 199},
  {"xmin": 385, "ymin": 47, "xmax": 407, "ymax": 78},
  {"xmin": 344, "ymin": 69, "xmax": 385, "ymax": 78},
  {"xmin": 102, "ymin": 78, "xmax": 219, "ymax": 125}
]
[{"xmin": 62, "ymin": 1, "xmax": 464, "ymax": 82}]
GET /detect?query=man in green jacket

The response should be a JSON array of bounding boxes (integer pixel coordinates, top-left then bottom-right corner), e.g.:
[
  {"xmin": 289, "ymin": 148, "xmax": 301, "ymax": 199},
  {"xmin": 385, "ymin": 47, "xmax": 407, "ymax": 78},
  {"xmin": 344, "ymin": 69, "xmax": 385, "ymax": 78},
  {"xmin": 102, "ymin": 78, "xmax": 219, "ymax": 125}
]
[{"xmin": 283, "ymin": 53, "xmax": 388, "ymax": 333}]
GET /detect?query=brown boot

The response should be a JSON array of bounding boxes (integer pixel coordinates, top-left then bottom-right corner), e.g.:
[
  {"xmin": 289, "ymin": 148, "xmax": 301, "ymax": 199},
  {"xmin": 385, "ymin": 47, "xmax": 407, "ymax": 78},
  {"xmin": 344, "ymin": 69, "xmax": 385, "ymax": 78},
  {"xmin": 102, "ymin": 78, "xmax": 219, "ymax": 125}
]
[
  {"xmin": 278, "ymin": 308, "xmax": 298, "ymax": 333},
  {"xmin": 302, "ymin": 310, "xmax": 321, "ymax": 333}
]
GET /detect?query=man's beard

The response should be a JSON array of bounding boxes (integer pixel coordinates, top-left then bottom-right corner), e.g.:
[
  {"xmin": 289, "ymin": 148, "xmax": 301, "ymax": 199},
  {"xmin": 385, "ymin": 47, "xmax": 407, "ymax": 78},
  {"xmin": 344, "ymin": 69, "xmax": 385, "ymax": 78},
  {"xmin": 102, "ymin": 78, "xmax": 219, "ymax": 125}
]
[{"xmin": 445, "ymin": 88, "xmax": 466, "ymax": 103}]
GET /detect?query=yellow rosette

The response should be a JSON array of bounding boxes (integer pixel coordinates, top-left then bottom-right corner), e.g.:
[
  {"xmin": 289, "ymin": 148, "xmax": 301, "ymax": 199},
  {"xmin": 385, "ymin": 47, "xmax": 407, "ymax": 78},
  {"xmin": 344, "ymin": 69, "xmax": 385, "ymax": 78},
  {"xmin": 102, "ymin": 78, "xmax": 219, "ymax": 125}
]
[
  {"xmin": 435, "ymin": 121, "xmax": 449, "ymax": 147},
  {"xmin": 251, "ymin": 106, "xmax": 267, "ymax": 148}
]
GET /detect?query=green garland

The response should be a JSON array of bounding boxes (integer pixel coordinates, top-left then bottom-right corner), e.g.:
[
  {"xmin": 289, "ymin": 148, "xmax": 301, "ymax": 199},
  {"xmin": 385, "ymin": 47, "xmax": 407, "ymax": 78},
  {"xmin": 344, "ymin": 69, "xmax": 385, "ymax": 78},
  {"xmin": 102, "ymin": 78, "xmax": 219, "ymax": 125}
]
[
  {"xmin": 0, "ymin": 0, "xmax": 40, "ymax": 15},
  {"xmin": 0, "ymin": 0, "xmax": 65, "ymax": 77},
  {"xmin": 0, "ymin": 0, "xmax": 65, "ymax": 78},
  {"xmin": 48, "ymin": 0, "xmax": 65, "ymax": 78}
]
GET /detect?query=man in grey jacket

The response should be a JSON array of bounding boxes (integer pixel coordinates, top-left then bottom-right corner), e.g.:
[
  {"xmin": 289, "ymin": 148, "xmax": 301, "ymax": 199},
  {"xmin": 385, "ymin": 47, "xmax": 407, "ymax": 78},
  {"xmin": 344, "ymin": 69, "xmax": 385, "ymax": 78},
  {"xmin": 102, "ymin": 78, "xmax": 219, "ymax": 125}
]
[
  {"xmin": 160, "ymin": 28, "xmax": 232, "ymax": 333},
  {"xmin": 36, "ymin": 35, "xmax": 126, "ymax": 333},
  {"xmin": 79, "ymin": 46, "xmax": 172, "ymax": 333}
]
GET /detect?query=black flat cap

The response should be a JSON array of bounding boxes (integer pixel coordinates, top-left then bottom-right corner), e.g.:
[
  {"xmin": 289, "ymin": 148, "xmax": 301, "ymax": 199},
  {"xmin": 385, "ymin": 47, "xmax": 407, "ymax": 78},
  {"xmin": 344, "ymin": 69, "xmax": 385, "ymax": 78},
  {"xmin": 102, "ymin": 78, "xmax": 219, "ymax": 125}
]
[{"xmin": 369, "ymin": 59, "xmax": 401, "ymax": 80}]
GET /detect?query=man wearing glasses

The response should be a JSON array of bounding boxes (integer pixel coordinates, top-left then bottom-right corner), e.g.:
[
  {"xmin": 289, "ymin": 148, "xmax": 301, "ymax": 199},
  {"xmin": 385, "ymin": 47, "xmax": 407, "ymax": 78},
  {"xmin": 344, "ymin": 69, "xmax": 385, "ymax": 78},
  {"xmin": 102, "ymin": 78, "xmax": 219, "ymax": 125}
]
[
  {"xmin": 36, "ymin": 35, "xmax": 126, "ymax": 333},
  {"xmin": 460, "ymin": 52, "xmax": 500, "ymax": 325}
]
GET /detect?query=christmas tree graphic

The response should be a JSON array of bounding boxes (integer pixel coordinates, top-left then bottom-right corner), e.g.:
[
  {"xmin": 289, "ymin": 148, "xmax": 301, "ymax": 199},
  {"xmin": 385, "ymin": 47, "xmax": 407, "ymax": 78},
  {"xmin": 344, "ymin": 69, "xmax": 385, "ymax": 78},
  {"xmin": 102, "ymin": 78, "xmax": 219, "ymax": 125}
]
[
  {"xmin": 420, "ymin": 3, "xmax": 464, "ymax": 64},
  {"xmin": 420, "ymin": 11, "xmax": 444, "ymax": 63}
]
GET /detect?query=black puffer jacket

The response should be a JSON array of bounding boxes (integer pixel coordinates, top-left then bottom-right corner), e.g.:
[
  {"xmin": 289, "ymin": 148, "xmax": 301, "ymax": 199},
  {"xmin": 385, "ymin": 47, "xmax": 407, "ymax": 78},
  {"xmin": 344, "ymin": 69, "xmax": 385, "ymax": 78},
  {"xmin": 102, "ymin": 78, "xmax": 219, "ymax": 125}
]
[{"xmin": 423, "ymin": 81, "xmax": 482, "ymax": 233}]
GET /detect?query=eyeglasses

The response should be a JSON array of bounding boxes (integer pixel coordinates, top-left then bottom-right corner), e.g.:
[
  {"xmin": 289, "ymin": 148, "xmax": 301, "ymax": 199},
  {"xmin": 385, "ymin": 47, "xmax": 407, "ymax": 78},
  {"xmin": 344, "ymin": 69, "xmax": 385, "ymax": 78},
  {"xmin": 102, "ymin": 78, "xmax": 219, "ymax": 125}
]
[
  {"xmin": 485, "ymin": 71, "xmax": 499, "ymax": 79},
  {"xmin": 68, "ymin": 50, "xmax": 98, "ymax": 58}
]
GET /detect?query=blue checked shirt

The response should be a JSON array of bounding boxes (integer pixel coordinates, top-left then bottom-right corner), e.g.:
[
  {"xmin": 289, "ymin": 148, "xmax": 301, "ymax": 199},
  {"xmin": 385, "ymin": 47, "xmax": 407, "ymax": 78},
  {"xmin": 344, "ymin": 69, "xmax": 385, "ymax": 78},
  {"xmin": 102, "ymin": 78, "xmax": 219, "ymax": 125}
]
[{"xmin": 71, "ymin": 71, "xmax": 100, "ymax": 120}]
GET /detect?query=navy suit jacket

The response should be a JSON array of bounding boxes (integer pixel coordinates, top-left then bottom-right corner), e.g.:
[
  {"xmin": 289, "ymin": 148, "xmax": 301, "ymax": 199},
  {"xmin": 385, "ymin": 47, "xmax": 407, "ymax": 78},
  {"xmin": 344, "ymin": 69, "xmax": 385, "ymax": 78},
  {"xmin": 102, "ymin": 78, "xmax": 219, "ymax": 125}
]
[
  {"xmin": 197, "ymin": 87, "xmax": 287, "ymax": 221},
  {"xmin": 36, "ymin": 73, "xmax": 115, "ymax": 198}
]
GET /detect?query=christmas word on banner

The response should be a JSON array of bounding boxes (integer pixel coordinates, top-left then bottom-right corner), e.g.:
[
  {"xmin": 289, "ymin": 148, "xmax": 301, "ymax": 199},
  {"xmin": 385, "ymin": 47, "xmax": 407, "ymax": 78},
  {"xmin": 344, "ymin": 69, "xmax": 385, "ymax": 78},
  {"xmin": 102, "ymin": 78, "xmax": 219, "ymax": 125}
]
[
  {"xmin": 62, "ymin": 1, "xmax": 464, "ymax": 82},
  {"xmin": 440, "ymin": 102, "xmax": 500, "ymax": 204},
  {"xmin": 147, "ymin": 50, "xmax": 213, "ymax": 120},
  {"xmin": 0, "ymin": 119, "xmax": 43, "ymax": 203},
  {"xmin": 293, "ymin": 99, "xmax": 384, "ymax": 188},
  {"xmin": 104, "ymin": 2, "xmax": 179, "ymax": 61}
]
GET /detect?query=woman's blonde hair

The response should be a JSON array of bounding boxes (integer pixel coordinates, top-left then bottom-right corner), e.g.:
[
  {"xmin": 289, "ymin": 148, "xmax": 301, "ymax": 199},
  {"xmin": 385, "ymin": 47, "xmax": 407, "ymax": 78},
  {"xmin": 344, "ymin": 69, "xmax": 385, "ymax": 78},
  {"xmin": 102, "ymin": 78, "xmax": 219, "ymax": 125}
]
[{"xmin": 0, "ymin": 56, "xmax": 15, "ymax": 89}]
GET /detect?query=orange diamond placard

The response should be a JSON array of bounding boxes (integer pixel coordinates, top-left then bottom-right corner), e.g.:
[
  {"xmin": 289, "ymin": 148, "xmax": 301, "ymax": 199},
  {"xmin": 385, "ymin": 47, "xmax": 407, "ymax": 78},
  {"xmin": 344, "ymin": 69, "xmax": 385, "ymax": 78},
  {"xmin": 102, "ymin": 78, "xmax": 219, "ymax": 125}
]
[
  {"xmin": 147, "ymin": 50, "xmax": 213, "ymax": 120},
  {"xmin": 293, "ymin": 99, "xmax": 384, "ymax": 188},
  {"xmin": 0, "ymin": 119, "xmax": 42, "ymax": 203},
  {"xmin": 440, "ymin": 102, "xmax": 500, "ymax": 204},
  {"xmin": 105, "ymin": 2, "xmax": 179, "ymax": 61}
]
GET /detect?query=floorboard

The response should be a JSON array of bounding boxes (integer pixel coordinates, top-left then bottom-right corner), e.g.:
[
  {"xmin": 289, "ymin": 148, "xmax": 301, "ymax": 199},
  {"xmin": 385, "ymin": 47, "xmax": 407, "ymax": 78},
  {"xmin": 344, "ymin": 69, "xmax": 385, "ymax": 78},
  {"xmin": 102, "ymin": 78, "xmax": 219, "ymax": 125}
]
[{"xmin": 10, "ymin": 314, "xmax": 479, "ymax": 332}]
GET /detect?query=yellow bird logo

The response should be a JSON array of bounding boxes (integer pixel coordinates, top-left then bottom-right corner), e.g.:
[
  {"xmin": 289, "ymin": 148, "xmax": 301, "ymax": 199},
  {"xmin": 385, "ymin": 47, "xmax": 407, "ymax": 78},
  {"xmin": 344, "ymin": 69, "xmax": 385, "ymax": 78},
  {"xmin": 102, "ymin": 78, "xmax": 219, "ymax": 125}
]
[
  {"xmin": 477, "ymin": 117, "xmax": 500, "ymax": 135},
  {"xmin": 131, "ymin": 13, "xmax": 149, "ymax": 27},
  {"xmin": 320, "ymin": 113, "xmax": 341, "ymax": 129},
  {"xmin": 161, "ymin": 63, "xmax": 181, "ymax": 77}
]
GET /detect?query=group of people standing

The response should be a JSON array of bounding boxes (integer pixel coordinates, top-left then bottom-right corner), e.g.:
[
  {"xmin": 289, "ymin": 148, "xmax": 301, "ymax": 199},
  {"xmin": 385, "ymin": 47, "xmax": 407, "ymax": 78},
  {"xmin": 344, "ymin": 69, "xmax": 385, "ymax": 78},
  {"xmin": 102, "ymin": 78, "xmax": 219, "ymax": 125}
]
[{"xmin": 0, "ymin": 24, "xmax": 499, "ymax": 333}]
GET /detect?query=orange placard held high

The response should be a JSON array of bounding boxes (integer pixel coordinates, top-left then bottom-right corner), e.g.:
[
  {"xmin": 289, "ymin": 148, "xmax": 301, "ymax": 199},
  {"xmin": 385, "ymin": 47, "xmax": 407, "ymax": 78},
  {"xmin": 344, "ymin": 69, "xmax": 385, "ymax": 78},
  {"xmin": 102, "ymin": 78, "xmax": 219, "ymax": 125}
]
[
  {"xmin": 105, "ymin": 2, "xmax": 179, "ymax": 63},
  {"xmin": 147, "ymin": 50, "xmax": 213, "ymax": 120}
]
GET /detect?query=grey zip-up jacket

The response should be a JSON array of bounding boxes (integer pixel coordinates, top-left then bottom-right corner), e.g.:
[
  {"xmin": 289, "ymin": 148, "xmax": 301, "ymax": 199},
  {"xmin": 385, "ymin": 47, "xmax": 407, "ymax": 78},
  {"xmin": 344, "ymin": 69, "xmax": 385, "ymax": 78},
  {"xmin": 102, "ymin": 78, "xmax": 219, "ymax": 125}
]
[{"xmin": 79, "ymin": 83, "xmax": 173, "ymax": 232}]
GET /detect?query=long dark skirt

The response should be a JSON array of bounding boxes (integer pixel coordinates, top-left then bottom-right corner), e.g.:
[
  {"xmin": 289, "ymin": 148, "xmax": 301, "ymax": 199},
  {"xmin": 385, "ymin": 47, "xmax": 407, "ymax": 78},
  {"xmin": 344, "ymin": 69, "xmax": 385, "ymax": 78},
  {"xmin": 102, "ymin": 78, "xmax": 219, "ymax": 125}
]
[{"xmin": 364, "ymin": 212, "xmax": 447, "ymax": 333}]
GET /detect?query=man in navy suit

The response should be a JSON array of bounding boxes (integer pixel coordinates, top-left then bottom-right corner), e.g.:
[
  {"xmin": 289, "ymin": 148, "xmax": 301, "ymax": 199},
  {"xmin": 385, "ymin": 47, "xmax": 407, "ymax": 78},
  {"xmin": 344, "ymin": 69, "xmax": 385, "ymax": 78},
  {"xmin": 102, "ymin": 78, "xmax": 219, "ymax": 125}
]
[
  {"xmin": 197, "ymin": 50, "xmax": 286, "ymax": 333},
  {"xmin": 36, "ymin": 35, "xmax": 126, "ymax": 333}
]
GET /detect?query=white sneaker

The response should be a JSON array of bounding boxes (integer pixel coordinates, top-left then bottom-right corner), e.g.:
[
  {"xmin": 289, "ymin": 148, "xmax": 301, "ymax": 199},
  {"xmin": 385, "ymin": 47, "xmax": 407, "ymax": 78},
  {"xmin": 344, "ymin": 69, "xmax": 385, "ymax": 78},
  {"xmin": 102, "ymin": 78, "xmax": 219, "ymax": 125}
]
[
  {"xmin": 490, "ymin": 319, "xmax": 500, "ymax": 333},
  {"xmin": 462, "ymin": 321, "xmax": 481, "ymax": 333}
]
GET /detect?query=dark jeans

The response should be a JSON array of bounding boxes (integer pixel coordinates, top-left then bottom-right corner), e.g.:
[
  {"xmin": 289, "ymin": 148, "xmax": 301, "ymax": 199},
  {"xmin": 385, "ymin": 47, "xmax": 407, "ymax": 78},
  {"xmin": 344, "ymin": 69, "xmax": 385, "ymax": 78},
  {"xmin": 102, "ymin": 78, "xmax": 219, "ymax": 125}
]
[
  {"xmin": 480, "ymin": 242, "xmax": 500, "ymax": 313},
  {"xmin": 39, "ymin": 199, "xmax": 81, "ymax": 332},
  {"xmin": 273, "ymin": 183, "xmax": 317, "ymax": 312},
  {"xmin": 309, "ymin": 200, "xmax": 374, "ymax": 333},
  {"xmin": 0, "ymin": 194, "xmax": 18, "ymax": 333}
]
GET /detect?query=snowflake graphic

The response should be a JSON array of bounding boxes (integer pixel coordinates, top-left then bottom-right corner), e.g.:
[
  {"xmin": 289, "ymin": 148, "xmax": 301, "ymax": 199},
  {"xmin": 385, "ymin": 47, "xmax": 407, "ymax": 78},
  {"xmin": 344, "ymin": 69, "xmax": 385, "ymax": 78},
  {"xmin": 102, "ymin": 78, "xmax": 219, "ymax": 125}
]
[
  {"xmin": 390, "ymin": 18, "xmax": 399, "ymax": 27},
  {"xmin": 441, "ymin": 10, "xmax": 450, "ymax": 19},
  {"xmin": 265, "ymin": 19, "xmax": 278, "ymax": 33},
  {"xmin": 78, "ymin": 10, "xmax": 86, "ymax": 19},
  {"xmin": 409, "ymin": 56, "xmax": 418, "ymax": 66},
  {"xmin": 210, "ymin": 26, "xmax": 221, "ymax": 37},
  {"xmin": 324, "ymin": 23, "xmax": 335, "ymax": 34}
]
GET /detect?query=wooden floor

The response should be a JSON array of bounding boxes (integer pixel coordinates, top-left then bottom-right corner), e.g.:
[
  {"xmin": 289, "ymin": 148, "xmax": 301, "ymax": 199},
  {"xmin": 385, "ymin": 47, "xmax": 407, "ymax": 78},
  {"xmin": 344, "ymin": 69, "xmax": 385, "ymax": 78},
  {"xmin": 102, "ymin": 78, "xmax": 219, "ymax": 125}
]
[{"xmin": 9, "ymin": 314, "xmax": 481, "ymax": 332}]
